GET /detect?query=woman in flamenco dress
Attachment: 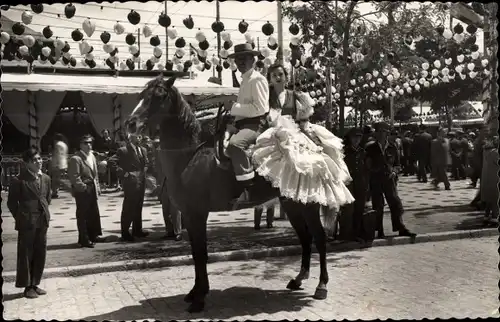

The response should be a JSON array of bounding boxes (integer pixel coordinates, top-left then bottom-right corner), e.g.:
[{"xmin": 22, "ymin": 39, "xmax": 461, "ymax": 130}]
[{"xmin": 251, "ymin": 64, "xmax": 355, "ymax": 212}]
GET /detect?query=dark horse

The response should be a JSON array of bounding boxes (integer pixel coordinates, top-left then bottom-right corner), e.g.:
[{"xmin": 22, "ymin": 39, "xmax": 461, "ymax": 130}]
[{"xmin": 128, "ymin": 76, "xmax": 330, "ymax": 312}]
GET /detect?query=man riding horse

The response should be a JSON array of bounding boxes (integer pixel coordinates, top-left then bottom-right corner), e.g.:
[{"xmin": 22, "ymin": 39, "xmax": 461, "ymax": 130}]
[{"xmin": 224, "ymin": 43, "xmax": 271, "ymax": 207}]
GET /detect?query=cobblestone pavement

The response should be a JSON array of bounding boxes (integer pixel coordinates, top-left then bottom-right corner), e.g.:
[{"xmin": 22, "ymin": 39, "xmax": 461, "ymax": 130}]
[
  {"xmin": 1, "ymin": 176, "xmax": 484, "ymax": 270},
  {"xmin": 3, "ymin": 237, "xmax": 498, "ymax": 321}
]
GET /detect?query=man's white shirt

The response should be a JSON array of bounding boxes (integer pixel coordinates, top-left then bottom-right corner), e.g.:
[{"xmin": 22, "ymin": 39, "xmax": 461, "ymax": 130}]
[{"xmin": 230, "ymin": 68, "xmax": 270, "ymax": 121}]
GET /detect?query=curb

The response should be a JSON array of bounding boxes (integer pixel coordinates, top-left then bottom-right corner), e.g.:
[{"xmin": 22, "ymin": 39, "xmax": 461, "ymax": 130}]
[{"xmin": 3, "ymin": 228, "xmax": 497, "ymax": 282}]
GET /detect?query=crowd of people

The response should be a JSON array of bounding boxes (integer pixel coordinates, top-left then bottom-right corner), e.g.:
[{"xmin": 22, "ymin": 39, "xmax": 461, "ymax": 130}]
[{"xmin": 6, "ymin": 43, "xmax": 498, "ymax": 300}]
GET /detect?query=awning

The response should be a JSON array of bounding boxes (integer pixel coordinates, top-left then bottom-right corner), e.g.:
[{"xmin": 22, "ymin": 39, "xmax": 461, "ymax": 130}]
[{"xmin": 0, "ymin": 72, "xmax": 239, "ymax": 96}]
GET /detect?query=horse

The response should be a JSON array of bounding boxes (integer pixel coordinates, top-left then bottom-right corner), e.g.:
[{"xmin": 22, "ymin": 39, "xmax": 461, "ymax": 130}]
[{"xmin": 127, "ymin": 75, "xmax": 330, "ymax": 313}]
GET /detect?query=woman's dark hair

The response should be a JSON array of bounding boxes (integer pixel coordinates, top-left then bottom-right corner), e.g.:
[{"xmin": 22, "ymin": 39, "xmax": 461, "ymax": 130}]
[
  {"xmin": 53, "ymin": 133, "xmax": 68, "ymax": 144},
  {"xmin": 22, "ymin": 146, "xmax": 40, "ymax": 163},
  {"xmin": 267, "ymin": 64, "xmax": 288, "ymax": 109}
]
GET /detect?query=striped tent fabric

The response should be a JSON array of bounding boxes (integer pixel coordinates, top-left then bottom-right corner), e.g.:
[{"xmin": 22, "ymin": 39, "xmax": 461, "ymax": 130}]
[
  {"xmin": 27, "ymin": 91, "xmax": 38, "ymax": 148},
  {"xmin": 112, "ymin": 93, "xmax": 121, "ymax": 141}
]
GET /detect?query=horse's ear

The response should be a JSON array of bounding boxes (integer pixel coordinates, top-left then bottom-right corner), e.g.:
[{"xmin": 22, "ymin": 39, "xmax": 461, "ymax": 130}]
[{"xmin": 165, "ymin": 76, "xmax": 177, "ymax": 88}]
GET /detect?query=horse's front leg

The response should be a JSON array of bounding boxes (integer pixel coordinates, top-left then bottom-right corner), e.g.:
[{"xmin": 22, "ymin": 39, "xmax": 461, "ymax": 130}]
[
  {"xmin": 183, "ymin": 211, "xmax": 210, "ymax": 313},
  {"xmin": 304, "ymin": 203, "xmax": 329, "ymax": 300},
  {"xmin": 282, "ymin": 200, "xmax": 312, "ymax": 290}
]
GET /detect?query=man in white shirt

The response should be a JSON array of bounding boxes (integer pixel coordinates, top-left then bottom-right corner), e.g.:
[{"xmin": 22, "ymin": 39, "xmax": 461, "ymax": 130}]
[{"xmin": 225, "ymin": 43, "xmax": 270, "ymax": 205}]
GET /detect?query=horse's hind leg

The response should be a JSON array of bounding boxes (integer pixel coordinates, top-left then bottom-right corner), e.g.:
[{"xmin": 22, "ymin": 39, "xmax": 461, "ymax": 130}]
[
  {"xmin": 281, "ymin": 199, "xmax": 312, "ymax": 290},
  {"xmin": 183, "ymin": 211, "xmax": 210, "ymax": 313},
  {"xmin": 303, "ymin": 203, "xmax": 329, "ymax": 300}
]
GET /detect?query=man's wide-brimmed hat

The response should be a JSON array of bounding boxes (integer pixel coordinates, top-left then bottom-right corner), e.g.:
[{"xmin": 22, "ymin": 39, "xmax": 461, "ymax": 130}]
[
  {"xmin": 228, "ymin": 43, "xmax": 260, "ymax": 58},
  {"xmin": 374, "ymin": 121, "xmax": 391, "ymax": 133},
  {"xmin": 347, "ymin": 128, "xmax": 363, "ymax": 137}
]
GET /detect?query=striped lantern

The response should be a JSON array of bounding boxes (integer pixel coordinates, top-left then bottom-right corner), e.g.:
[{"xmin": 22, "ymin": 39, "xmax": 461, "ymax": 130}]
[
  {"xmin": 27, "ymin": 91, "xmax": 38, "ymax": 147},
  {"xmin": 112, "ymin": 94, "xmax": 121, "ymax": 141}
]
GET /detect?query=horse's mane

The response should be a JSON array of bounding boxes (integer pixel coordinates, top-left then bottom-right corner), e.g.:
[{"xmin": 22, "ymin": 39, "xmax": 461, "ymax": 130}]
[{"xmin": 140, "ymin": 76, "xmax": 201, "ymax": 144}]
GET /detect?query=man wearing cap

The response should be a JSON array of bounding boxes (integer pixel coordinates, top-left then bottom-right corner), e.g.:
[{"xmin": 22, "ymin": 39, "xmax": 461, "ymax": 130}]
[
  {"xmin": 343, "ymin": 128, "xmax": 369, "ymax": 241},
  {"xmin": 68, "ymin": 135, "xmax": 103, "ymax": 248},
  {"xmin": 401, "ymin": 131, "xmax": 414, "ymax": 176},
  {"xmin": 225, "ymin": 43, "xmax": 270, "ymax": 206},
  {"xmin": 365, "ymin": 122, "xmax": 416, "ymax": 239}
]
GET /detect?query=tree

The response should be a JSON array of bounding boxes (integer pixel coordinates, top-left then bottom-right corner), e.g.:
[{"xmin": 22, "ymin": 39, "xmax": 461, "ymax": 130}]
[{"xmin": 282, "ymin": 1, "xmax": 448, "ymax": 133}]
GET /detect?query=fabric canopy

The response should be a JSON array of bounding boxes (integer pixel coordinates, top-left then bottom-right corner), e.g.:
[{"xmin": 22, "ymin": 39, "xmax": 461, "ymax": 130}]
[{"xmin": 1, "ymin": 73, "xmax": 239, "ymax": 96}]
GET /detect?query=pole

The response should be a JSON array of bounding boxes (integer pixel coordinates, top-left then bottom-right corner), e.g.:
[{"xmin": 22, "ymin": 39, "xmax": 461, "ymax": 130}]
[
  {"xmin": 164, "ymin": 0, "xmax": 169, "ymax": 64},
  {"xmin": 276, "ymin": 1, "xmax": 284, "ymax": 65},
  {"xmin": 216, "ymin": 0, "xmax": 222, "ymax": 81},
  {"xmin": 137, "ymin": 28, "xmax": 141, "ymax": 69}
]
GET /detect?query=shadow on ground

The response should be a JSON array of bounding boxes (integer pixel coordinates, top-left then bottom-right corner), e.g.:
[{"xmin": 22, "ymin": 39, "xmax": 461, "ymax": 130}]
[{"xmin": 83, "ymin": 286, "xmax": 315, "ymax": 321}]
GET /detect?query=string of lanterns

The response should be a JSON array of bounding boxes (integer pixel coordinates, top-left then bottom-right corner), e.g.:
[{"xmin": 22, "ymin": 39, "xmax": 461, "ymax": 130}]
[{"xmin": 0, "ymin": 4, "xmax": 295, "ymax": 72}]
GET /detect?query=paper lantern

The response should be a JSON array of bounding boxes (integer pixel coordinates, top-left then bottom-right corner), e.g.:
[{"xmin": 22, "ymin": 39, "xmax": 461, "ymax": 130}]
[
  {"xmin": 455, "ymin": 65, "xmax": 463, "ymax": 73},
  {"xmin": 168, "ymin": 27, "xmax": 178, "ymax": 40},
  {"xmin": 445, "ymin": 58, "xmax": 452, "ymax": 65},
  {"xmin": 220, "ymin": 49, "xmax": 229, "ymax": 59},
  {"xmin": 192, "ymin": 56, "xmax": 200, "ymax": 65},
  {"xmin": 432, "ymin": 78, "xmax": 439, "ymax": 85},
  {"xmin": 119, "ymin": 61, "xmax": 127, "ymax": 70},
  {"xmin": 457, "ymin": 54, "xmax": 464, "ymax": 63},
  {"xmin": 175, "ymin": 48, "xmax": 185, "ymax": 57},
  {"xmin": 372, "ymin": 70, "xmax": 379, "ymax": 77},
  {"xmin": 460, "ymin": 74, "xmax": 466, "ymax": 80},
  {"xmin": 386, "ymin": 88, "xmax": 393, "ymax": 94},
  {"xmin": 12, "ymin": 22, "xmax": 26, "ymax": 36},
  {"xmin": 176, "ymin": 63, "xmax": 184, "ymax": 71},
  {"xmin": 424, "ymin": 81, "xmax": 430, "ymax": 88},
  {"xmin": 23, "ymin": 35, "xmax": 35, "ymax": 47},
  {"xmin": 431, "ymin": 69, "xmax": 439, "ymax": 77},
  {"xmin": 422, "ymin": 62, "xmax": 429, "ymax": 70},
  {"xmin": 55, "ymin": 38, "xmax": 65, "ymax": 50},
  {"xmin": 82, "ymin": 18, "xmax": 96, "ymax": 37},
  {"xmin": 0, "ymin": 31, "xmax": 10, "ymax": 44},
  {"xmin": 260, "ymin": 47, "xmax": 270, "ymax": 58},
  {"xmin": 85, "ymin": 53, "xmax": 95, "ymax": 61},
  {"xmin": 467, "ymin": 63, "xmax": 475, "ymax": 71},
  {"xmin": 403, "ymin": 82, "xmax": 409, "ymax": 88},
  {"xmin": 172, "ymin": 55, "xmax": 181, "ymax": 65},
  {"xmin": 114, "ymin": 22, "xmax": 125, "ymax": 35},
  {"xmin": 230, "ymin": 63, "xmax": 237, "ymax": 71},
  {"xmin": 157, "ymin": 63, "xmax": 165, "ymax": 71},
  {"xmin": 221, "ymin": 31, "xmax": 230, "ymax": 42},
  {"xmin": 282, "ymin": 48, "xmax": 291, "ymax": 57},
  {"xmin": 41, "ymin": 46, "xmax": 51, "ymax": 57},
  {"xmin": 244, "ymin": 32, "xmax": 254, "ymax": 44},
  {"xmin": 21, "ymin": 10, "xmax": 33, "ymax": 25},
  {"xmin": 211, "ymin": 56, "xmax": 220, "ymax": 65},
  {"xmin": 409, "ymin": 80, "xmax": 417, "ymax": 87},
  {"xmin": 386, "ymin": 74, "xmax": 394, "ymax": 82},
  {"xmin": 441, "ymin": 67, "xmax": 449, "ymax": 76},
  {"xmin": 290, "ymin": 36, "xmax": 300, "ymax": 46},
  {"xmin": 381, "ymin": 69, "xmax": 389, "ymax": 76},
  {"xmin": 442, "ymin": 75, "xmax": 449, "ymax": 83},
  {"xmin": 103, "ymin": 43, "xmax": 115, "ymax": 54},
  {"xmin": 79, "ymin": 41, "xmax": 91, "ymax": 55},
  {"xmin": 442, "ymin": 29, "xmax": 453, "ymax": 39},
  {"xmin": 151, "ymin": 55, "xmax": 159, "ymax": 64},
  {"xmin": 198, "ymin": 49, "xmax": 207, "ymax": 57},
  {"xmin": 369, "ymin": 81, "xmax": 375, "ymax": 87},
  {"xmin": 153, "ymin": 47, "xmax": 162, "ymax": 58},
  {"xmin": 142, "ymin": 25, "xmax": 153, "ymax": 38},
  {"xmin": 347, "ymin": 89, "xmax": 353, "ymax": 96},
  {"xmin": 469, "ymin": 71, "xmax": 477, "ymax": 79},
  {"xmin": 453, "ymin": 33, "xmax": 464, "ymax": 43},
  {"xmin": 433, "ymin": 60, "xmax": 441, "ymax": 69},
  {"xmin": 481, "ymin": 59, "xmax": 489, "ymax": 67},
  {"xmin": 377, "ymin": 78, "xmax": 383, "ymax": 85},
  {"xmin": 18, "ymin": 45, "xmax": 29, "ymax": 56},
  {"xmin": 195, "ymin": 29, "xmax": 205, "ymax": 42},
  {"xmin": 484, "ymin": 69, "xmax": 490, "ymax": 76},
  {"xmin": 38, "ymin": 56, "xmax": 48, "ymax": 64},
  {"xmin": 350, "ymin": 79, "xmax": 356, "ymax": 86},
  {"xmin": 471, "ymin": 51, "xmax": 479, "ymax": 60}
]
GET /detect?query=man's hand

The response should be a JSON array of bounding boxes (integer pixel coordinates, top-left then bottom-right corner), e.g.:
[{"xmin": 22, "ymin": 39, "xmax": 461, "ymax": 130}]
[{"xmin": 224, "ymin": 102, "xmax": 237, "ymax": 111}]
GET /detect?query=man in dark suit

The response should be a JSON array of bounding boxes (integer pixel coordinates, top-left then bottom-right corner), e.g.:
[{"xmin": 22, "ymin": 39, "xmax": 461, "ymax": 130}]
[
  {"xmin": 7, "ymin": 147, "xmax": 51, "ymax": 298},
  {"xmin": 401, "ymin": 131, "xmax": 414, "ymax": 176},
  {"xmin": 449, "ymin": 132, "xmax": 464, "ymax": 180},
  {"xmin": 365, "ymin": 122, "xmax": 416, "ymax": 239},
  {"xmin": 112, "ymin": 132, "xmax": 149, "ymax": 242},
  {"xmin": 68, "ymin": 135, "xmax": 103, "ymax": 248},
  {"xmin": 414, "ymin": 125, "xmax": 432, "ymax": 182}
]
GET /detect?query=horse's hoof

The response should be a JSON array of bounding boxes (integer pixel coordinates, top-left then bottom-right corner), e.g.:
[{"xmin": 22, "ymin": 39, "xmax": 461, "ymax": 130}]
[
  {"xmin": 313, "ymin": 288, "xmax": 328, "ymax": 300},
  {"xmin": 187, "ymin": 300, "xmax": 205, "ymax": 313},
  {"xmin": 184, "ymin": 290, "xmax": 194, "ymax": 303},
  {"xmin": 286, "ymin": 279, "xmax": 302, "ymax": 291}
]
